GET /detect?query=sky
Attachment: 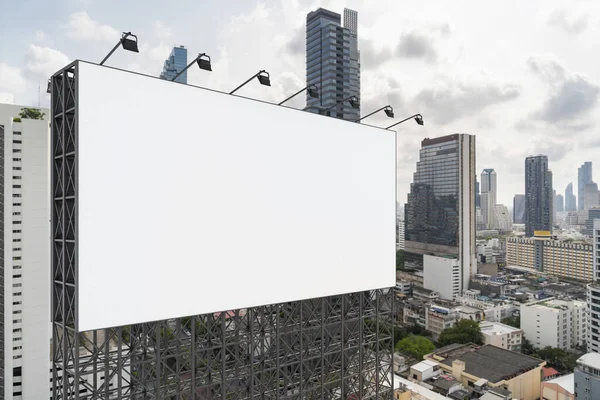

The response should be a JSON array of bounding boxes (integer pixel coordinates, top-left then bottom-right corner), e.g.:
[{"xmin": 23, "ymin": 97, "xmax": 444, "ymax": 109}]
[{"xmin": 1, "ymin": 0, "xmax": 599, "ymax": 207}]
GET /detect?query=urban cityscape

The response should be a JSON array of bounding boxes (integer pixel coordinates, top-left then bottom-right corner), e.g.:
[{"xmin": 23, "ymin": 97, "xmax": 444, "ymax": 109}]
[{"xmin": 1, "ymin": 1, "xmax": 600, "ymax": 399}]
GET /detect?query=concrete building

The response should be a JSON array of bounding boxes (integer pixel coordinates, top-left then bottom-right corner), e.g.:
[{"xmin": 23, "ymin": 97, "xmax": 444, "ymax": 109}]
[
  {"xmin": 520, "ymin": 298, "xmax": 586, "ymax": 350},
  {"xmin": 404, "ymin": 134, "xmax": 476, "ymax": 296},
  {"xmin": 306, "ymin": 8, "xmax": 360, "ymax": 121},
  {"xmin": 584, "ymin": 207, "xmax": 600, "ymax": 237},
  {"xmin": 492, "ymin": 204, "xmax": 512, "ymax": 231},
  {"xmin": 480, "ymin": 321, "xmax": 523, "ymax": 352},
  {"xmin": 574, "ymin": 353, "xmax": 600, "ymax": 400},
  {"xmin": 525, "ymin": 155, "xmax": 553, "ymax": 237},
  {"xmin": 506, "ymin": 233, "xmax": 593, "ymax": 281},
  {"xmin": 513, "ymin": 194, "xmax": 526, "ymax": 224},
  {"xmin": 584, "ymin": 182, "xmax": 600, "ymax": 211},
  {"xmin": 541, "ymin": 373, "xmax": 574, "ymax": 400},
  {"xmin": 425, "ymin": 344, "xmax": 545, "ymax": 400},
  {"xmin": 408, "ymin": 360, "xmax": 441, "ymax": 383},
  {"xmin": 423, "ymin": 255, "xmax": 461, "ymax": 300},
  {"xmin": 159, "ymin": 46, "xmax": 188, "ymax": 84},
  {"xmin": 565, "ymin": 182, "xmax": 577, "ymax": 212},
  {"xmin": 578, "ymin": 162, "xmax": 593, "ymax": 211},
  {"xmin": 0, "ymin": 104, "xmax": 50, "ymax": 399},
  {"xmin": 397, "ymin": 218, "xmax": 405, "ymax": 250},
  {"xmin": 556, "ymin": 193, "xmax": 564, "ymax": 212},
  {"xmin": 586, "ymin": 219, "xmax": 600, "ymax": 353},
  {"xmin": 481, "ymin": 169, "xmax": 497, "ymax": 229}
]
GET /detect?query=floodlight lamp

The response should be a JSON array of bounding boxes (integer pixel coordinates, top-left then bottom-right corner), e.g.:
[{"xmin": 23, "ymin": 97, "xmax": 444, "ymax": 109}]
[
  {"xmin": 257, "ymin": 70, "xmax": 271, "ymax": 86},
  {"xmin": 384, "ymin": 106, "xmax": 394, "ymax": 118},
  {"xmin": 415, "ymin": 114, "xmax": 424, "ymax": 125},
  {"xmin": 121, "ymin": 32, "xmax": 139, "ymax": 53},
  {"xmin": 196, "ymin": 53, "xmax": 212, "ymax": 71},
  {"xmin": 307, "ymin": 85, "xmax": 319, "ymax": 99},
  {"xmin": 349, "ymin": 96, "xmax": 360, "ymax": 109}
]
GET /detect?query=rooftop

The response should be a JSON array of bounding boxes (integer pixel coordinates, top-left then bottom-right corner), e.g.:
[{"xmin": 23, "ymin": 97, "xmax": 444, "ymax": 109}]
[
  {"xmin": 411, "ymin": 360, "xmax": 438, "ymax": 373},
  {"xmin": 545, "ymin": 373, "xmax": 574, "ymax": 394},
  {"xmin": 480, "ymin": 321, "xmax": 521, "ymax": 335},
  {"xmin": 577, "ymin": 352, "xmax": 600, "ymax": 369},
  {"xmin": 434, "ymin": 344, "xmax": 543, "ymax": 383},
  {"xmin": 543, "ymin": 367, "xmax": 559, "ymax": 378}
]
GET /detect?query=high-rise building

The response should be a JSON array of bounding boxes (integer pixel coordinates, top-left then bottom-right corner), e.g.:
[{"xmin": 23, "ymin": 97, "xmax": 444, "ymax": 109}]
[
  {"xmin": 475, "ymin": 179, "xmax": 480, "ymax": 208},
  {"xmin": 492, "ymin": 204, "xmax": 513, "ymax": 231},
  {"xmin": 0, "ymin": 104, "xmax": 50, "ymax": 399},
  {"xmin": 405, "ymin": 134, "xmax": 476, "ymax": 295},
  {"xmin": 566, "ymin": 182, "xmax": 577, "ymax": 211},
  {"xmin": 579, "ymin": 162, "xmax": 593, "ymax": 211},
  {"xmin": 556, "ymin": 194, "xmax": 564, "ymax": 212},
  {"xmin": 574, "ymin": 353, "xmax": 600, "ymax": 399},
  {"xmin": 306, "ymin": 8, "xmax": 360, "ymax": 121},
  {"xmin": 525, "ymin": 155, "xmax": 553, "ymax": 237},
  {"xmin": 584, "ymin": 182, "xmax": 600, "ymax": 211},
  {"xmin": 513, "ymin": 194, "xmax": 526, "ymax": 224},
  {"xmin": 480, "ymin": 169, "xmax": 497, "ymax": 229},
  {"xmin": 587, "ymin": 219, "xmax": 600, "ymax": 354},
  {"xmin": 159, "ymin": 46, "xmax": 188, "ymax": 84}
]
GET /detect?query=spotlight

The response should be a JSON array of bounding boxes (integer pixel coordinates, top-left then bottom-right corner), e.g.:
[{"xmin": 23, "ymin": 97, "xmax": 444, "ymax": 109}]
[
  {"xmin": 230, "ymin": 70, "xmax": 272, "ymax": 94},
  {"xmin": 100, "ymin": 31, "xmax": 139, "ymax": 65},
  {"xmin": 355, "ymin": 105, "xmax": 394, "ymax": 123},
  {"xmin": 278, "ymin": 84, "xmax": 319, "ymax": 106},
  {"xmin": 171, "ymin": 53, "xmax": 212, "ymax": 82}
]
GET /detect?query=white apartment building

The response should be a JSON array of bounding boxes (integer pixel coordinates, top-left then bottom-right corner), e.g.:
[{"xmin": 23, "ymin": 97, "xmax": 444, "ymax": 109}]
[
  {"xmin": 586, "ymin": 219, "xmax": 600, "ymax": 353},
  {"xmin": 492, "ymin": 204, "xmax": 513, "ymax": 232},
  {"xmin": 521, "ymin": 298, "xmax": 586, "ymax": 350},
  {"xmin": 480, "ymin": 321, "xmax": 523, "ymax": 352},
  {"xmin": 0, "ymin": 104, "xmax": 50, "ymax": 399},
  {"xmin": 423, "ymin": 255, "xmax": 461, "ymax": 300},
  {"xmin": 396, "ymin": 219, "xmax": 405, "ymax": 250}
]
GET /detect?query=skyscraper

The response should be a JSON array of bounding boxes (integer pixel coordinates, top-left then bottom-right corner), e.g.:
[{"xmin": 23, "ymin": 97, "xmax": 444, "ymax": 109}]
[
  {"xmin": 475, "ymin": 179, "xmax": 480, "ymax": 208},
  {"xmin": 306, "ymin": 8, "xmax": 360, "ymax": 121},
  {"xmin": 584, "ymin": 182, "xmax": 600, "ymax": 210},
  {"xmin": 565, "ymin": 182, "xmax": 576, "ymax": 211},
  {"xmin": 0, "ymin": 104, "xmax": 50, "ymax": 398},
  {"xmin": 513, "ymin": 194, "xmax": 526, "ymax": 224},
  {"xmin": 159, "ymin": 46, "xmax": 188, "ymax": 84},
  {"xmin": 578, "ymin": 161, "xmax": 593, "ymax": 211},
  {"xmin": 525, "ymin": 155, "xmax": 553, "ymax": 237},
  {"xmin": 480, "ymin": 169, "xmax": 497, "ymax": 229},
  {"xmin": 556, "ymin": 194, "xmax": 564, "ymax": 212},
  {"xmin": 405, "ymin": 134, "xmax": 476, "ymax": 294}
]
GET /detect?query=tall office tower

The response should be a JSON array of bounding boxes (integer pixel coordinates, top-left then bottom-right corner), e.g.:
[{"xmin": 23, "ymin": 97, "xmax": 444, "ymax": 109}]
[
  {"xmin": 525, "ymin": 155, "xmax": 553, "ymax": 237},
  {"xmin": 405, "ymin": 134, "xmax": 476, "ymax": 295},
  {"xmin": 587, "ymin": 219, "xmax": 600, "ymax": 353},
  {"xmin": 556, "ymin": 194, "xmax": 564, "ymax": 212},
  {"xmin": 480, "ymin": 169, "xmax": 497, "ymax": 229},
  {"xmin": 159, "ymin": 46, "xmax": 188, "ymax": 84},
  {"xmin": 475, "ymin": 179, "xmax": 480, "ymax": 208},
  {"xmin": 584, "ymin": 182, "xmax": 600, "ymax": 210},
  {"xmin": 566, "ymin": 182, "xmax": 577, "ymax": 211},
  {"xmin": 0, "ymin": 104, "xmax": 50, "ymax": 399},
  {"xmin": 306, "ymin": 8, "xmax": 360, "ymax": 121},
  {"xmin": 492, "ymin": 204, "xmax": 513, "ymax": 231},
  {"xmin": 579, "ymin": 161, "xmax": 593, "ymax": 211},
  {"xmin": 513, "ymin": 194, "xmax": 526, "ymax": 224}
]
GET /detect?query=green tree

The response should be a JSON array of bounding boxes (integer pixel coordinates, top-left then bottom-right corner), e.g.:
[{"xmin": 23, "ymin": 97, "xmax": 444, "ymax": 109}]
[
  {"xmin": 19, "ymin": 107, "xmax": 45, "ymax": 120},
  {"xmin": 521, "ymin": 337, "xmax": 534, "ymax": 355},
  {"xmin": 534, "ymin": 346, "xmax": 578, "ymax": 372},
  {"xmin": 501, "ymin": 316, "xmax": 520, "ymax": 328},
  {"xmin": 438, "ymin": 319, "xmax": 483, "ymax": 347},
  {"xmin": 396, "ymin": 249, "xmax": 405, "ymax": 271},
  {"xmin": 395, "ymin": 335, "xmax": 435, "ymax": 360}
]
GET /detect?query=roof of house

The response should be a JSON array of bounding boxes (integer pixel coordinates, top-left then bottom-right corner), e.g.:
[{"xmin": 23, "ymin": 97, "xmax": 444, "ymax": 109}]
[
  {"xmin": 411, "ymin": 359, "xmax": 438, "ymax": 373},
  {"xmin": 578, "ymin": 353, "xmax": 600, "ymax": 368},
  {"xmin": 545, "ymin": 373, "xmax": 574, "ymax": 394},
  {"xmin": 430, "ymin": 375, "xmax": 459, "ymax": 391},
  {"xmin": 438, "ymin": 344, "xmax": 544, "ymax": 383},
  {"xmin": 543, "ymin": 367, "xmax": 559, "ymax": 378}
]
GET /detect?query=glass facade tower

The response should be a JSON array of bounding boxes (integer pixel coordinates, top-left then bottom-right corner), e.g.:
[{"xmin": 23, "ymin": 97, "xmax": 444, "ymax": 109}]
[
  {"xmin": 579, "ymin": 161, "xmax": 593, "ymax": 211},
  {"xmin": 159, "ymin": 46, "xmax": 188, "ymax": 84},
  {"xmin": 525, "ymin": 155, "xmax": 553, "ymax": 237},
  {"xmin": 306, "ymin": 8, "xmax": 360, "ymax": 121},
  {"xmin": 565, "ymin": 182, "xmax": 577, "ymax": 211}
]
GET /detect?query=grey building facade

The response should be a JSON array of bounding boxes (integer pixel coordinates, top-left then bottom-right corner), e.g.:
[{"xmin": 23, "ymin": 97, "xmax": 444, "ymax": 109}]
[
  {"xmin": 513, "ymin": 194, "xmax": 526, "ymax": 224},
  {"xmin": 306, "ymin": 8, "xmax": 360, "ymax": 121},
  {"xmin": 525, "ymin": 155, "xmax": 553, "ymax": 237},
  {"xmin": 556, "ymin": 193, "xmax": 564, "ymax": 212},
  {"xmin": 574, "ymin": 353, "xmax": 600, "ymax": 400},
  {"xmin": 566, "ymin": 182, "xmax": 577, "ymax": 212},
  {"xmin": 579, "ymin": 161, "xmax": 593, "ymax": 211}
]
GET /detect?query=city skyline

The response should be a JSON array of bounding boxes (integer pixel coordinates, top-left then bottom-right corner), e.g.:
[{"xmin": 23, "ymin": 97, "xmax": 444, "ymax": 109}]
[{"xmin": 1, "ymin": 1, "xmax": 599, "ymax": 206}]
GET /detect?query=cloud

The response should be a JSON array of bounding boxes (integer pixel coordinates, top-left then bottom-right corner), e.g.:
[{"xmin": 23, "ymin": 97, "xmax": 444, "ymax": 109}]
[
  {"xmin": 148, "ymin": 43, "xmax": 171, "ymax": 62},
  {"xmin": 34, "ymin": 30, "xmax": 50, "ymax": 44},
  {"xmin": 396, "ymin": 31, "xmax": 437, "ymax": 62},
  {"xmin": 65, "ymin": 11, "xmax": 119, "ymax": 42},
  {"xmin": 528, "ymin": 55, "xmax": 599, "ymax": 122},
  {"xmin": 414, "ymin": 80, "xmax": 520, "ymax": 124},
  {"xmin": 0, "ymin": 93, "xmax": 15, "ymax": 104},
  {"xmin": 529, "ymin": 137, "xmax": 574, "ymax": 162},
  {"xmin": 24, "ymin": 45, "xmax": 70, "ymax": 78},
  {"xmin": 0, "ymin": 63, "xmax": 27, "ymax": 95},
  {"xmin": 153, "ymin": 21, "xmax": 173, "ymax": 39},
  {"xmin": 285, "ymin": 26, "xmax": 304, "ymax": 56},
  {"xmin": 360, "ymin": 38, "xmax": 393, "ymax": 69},
  {"xmin": 548, "ymin": 9, "xmax": 589, "ymax": 35}
]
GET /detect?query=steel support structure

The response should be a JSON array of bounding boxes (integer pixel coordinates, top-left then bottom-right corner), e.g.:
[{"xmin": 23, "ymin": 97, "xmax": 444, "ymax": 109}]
[{"xmin": 51, "ymin": 61, "xmax": 394, "ymax": 399}]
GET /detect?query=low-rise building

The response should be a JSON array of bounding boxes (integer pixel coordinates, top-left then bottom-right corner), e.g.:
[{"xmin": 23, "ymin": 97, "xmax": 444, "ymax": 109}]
[
  {"xmin": 480, "ymin": 321, "xmax": 522, "ymax": 352},
  {"xmin": 423, "ymin": 255, "xmax": 461, "ymax": 300},
  {"xmin": 409, "ymin": 360, "xmax": 441, "ymax": 383},
  {"xmin": 541, "ymin": 373, "xmax": 574, "ymax": 400},
  {"xmin": 520, "ymin": 298, "xmax": 586, "ymax": 350},
  {"xmin": 425, "ymin": 344, "xmax": 545, "ymax": 400}
]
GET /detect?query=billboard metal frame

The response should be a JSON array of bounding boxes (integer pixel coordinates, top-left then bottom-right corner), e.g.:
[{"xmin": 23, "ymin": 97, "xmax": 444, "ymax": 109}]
[{"xmin": 51, "ymin": 61, "xmax": 394, "ymax": 399}]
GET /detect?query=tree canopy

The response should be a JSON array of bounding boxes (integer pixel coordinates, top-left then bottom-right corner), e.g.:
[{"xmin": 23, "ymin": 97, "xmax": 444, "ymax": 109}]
[
  {"xmin": 501, "ymin": 316, "xmax": 520, "ymax": 329},
  {"xmin": 534, "ymin": 346, "xmax": 578, "ymax": 372},
  {"xmin": 19, "ymin": 107, "xmax": 45, "ymax": 120},
  {"xmin": 396, "ymin": 249, "xmax": 405, "ymax": 271},
  {"xmin": 395, "ymin": 335, "xmax": 435, "ymax": 360},
  {"xmin": 438, "ymin": 319, "xmax": 483, "ymax": 347}
]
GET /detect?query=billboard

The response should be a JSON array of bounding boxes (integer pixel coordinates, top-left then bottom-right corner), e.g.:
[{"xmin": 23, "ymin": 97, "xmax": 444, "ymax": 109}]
[{"xmin": 76, "ymin": 61, "xmax": 396, "ymax": 331}]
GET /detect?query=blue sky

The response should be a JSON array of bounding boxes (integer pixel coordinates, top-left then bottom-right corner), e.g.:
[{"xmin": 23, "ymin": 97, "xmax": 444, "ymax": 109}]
[{"xmin": 1, "ymin": 0, "xmax": 599, "ymax": 206}]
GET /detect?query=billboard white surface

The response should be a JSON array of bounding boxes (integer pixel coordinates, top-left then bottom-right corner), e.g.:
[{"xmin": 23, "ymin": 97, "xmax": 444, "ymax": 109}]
[{"xmin": 76, "ymin": 61, "xmax": 396, "ymax": 331}]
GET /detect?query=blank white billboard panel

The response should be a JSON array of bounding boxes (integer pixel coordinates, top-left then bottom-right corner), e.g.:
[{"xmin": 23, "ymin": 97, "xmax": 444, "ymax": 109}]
[{"xmin": 76, "ymin": 61, "xmax": 396, "ymax": 331}]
